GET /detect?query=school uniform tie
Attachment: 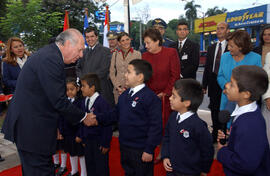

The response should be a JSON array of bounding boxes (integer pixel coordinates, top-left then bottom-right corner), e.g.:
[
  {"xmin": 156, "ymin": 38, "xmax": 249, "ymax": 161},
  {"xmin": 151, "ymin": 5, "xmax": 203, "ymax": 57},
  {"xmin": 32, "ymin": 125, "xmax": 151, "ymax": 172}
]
[
  {"xmin": 178, "ymin": 42, "xmax": 182, "ymax": 53},
  {"xmin": 129, "ymin": 90, "xmax": 134, "ymax": 98},
  {"xmin": 214, "ymin": 43, "xmax": 222, "ymax": 74},
  {"xmin": 176, "ymin": 114, "xmax": 180, "ymax": 123},
  {"xmin": 86, "ymin": 98, "xmax": 90, "ymax": 113}
]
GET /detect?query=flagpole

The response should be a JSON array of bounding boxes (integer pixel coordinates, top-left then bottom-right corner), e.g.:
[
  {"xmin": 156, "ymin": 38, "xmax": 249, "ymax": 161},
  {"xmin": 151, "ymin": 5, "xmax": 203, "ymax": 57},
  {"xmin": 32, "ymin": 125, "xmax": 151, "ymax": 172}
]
[{"xmin": 124, "ymin": 0, "xmax": 130, "ymax": 34}]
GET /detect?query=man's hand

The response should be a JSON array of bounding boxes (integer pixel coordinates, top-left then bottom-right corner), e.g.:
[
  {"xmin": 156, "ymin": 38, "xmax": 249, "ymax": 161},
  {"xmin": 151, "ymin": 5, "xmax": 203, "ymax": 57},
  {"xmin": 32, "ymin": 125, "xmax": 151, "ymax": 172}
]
[
  {"xmin": 75, "ymin": 137, "xmax": 82, "ymax": 143},
  {"xmin": 163, "ymin": 158, "xmax": 173, "ymax": 172},
  {"xmin": 200, "ymin": 172, "xmax": 207, "ymax": 176},
  {"xmin": 100, "ymin": 146, "xmax": 110, "ymax": 154},
  {"xmin": 83, "ymin": 113, "xmax": 98, "ymax": 126},
  {"xmin": 141, "ymin": 152, "xmax": 153, "ymax": 162},
  {"xmin": 217, "ymin": 130, "xmax": 229, "ymax": 150}
]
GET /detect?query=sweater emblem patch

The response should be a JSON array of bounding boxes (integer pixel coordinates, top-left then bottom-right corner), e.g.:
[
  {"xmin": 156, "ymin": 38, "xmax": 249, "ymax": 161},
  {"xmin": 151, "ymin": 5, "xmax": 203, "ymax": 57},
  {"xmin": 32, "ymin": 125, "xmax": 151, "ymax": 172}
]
[{"xmin": 180, "ymin": 129, "xmax": 189, "ymax": 138}]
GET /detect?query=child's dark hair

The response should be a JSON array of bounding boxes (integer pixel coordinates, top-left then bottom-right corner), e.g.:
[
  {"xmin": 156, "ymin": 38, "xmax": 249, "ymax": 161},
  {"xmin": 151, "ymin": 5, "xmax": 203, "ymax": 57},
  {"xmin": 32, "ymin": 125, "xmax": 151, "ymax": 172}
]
[
  {"xmin": 80, "ymin": 73, "xmax": 101, "ymax": 93},
  {"xmin": 232, "ymin": 65, "xmax": 268, "ymax": 101},
  {"xmin": 174, "ymin": 79, "xmax": 204, "ymax": 112},
  {"xmin": 66, "ymin": 77, "xmax": 78, "ymax": 87},
  {"xmin": 129, "ymin": 59, "xmax": 153, "ymax": 82}
]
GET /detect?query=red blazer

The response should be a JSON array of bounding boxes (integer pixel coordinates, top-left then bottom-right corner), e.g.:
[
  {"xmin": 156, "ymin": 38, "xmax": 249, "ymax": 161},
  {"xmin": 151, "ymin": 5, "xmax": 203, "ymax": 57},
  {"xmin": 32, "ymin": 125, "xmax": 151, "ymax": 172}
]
[{"xmin": 142, "ymin": 47, "xmax": 180, "ymax": 96}]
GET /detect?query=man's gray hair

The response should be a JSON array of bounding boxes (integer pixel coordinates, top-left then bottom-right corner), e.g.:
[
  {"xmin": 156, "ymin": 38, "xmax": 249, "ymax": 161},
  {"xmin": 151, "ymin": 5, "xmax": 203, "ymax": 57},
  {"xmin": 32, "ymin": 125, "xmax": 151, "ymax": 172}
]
[{"xmin": 55, "ymin": 29, "xmax": 79, "ymax": 46}]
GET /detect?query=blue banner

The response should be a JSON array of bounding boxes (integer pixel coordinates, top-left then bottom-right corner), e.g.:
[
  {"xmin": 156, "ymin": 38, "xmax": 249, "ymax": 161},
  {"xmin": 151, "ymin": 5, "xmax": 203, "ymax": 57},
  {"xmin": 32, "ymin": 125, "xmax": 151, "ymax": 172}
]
[
  {"xmin": 226, "ymin": 5, "xmax": 267, "ymax": 28},
  {"xmin": 110, "ymin": 24, "xmax": 124, "ymax": 32}
]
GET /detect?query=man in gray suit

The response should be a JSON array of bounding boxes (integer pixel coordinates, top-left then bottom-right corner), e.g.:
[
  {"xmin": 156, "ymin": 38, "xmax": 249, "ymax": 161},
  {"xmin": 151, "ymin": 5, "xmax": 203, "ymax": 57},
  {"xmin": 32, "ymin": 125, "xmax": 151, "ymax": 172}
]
[{"xmin": 76, "ymin": 26, "xmax": 114, "ymax": 105}]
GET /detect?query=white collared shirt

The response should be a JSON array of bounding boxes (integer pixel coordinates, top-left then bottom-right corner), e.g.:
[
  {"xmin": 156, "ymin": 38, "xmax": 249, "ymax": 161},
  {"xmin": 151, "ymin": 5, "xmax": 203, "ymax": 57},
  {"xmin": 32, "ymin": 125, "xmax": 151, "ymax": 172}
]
[
  {"xmin": 129, "ymin": 83, "xmax": 145, "ymax": 97},
  {"xmin": 68, "ymin": 97, "xmax": 75, "ymax": 103},
  {"xmin": 178, "ymin": 38, "xmax": 187, "ymax": 49},
  {"xmin": 89, "ymin": 43, "xmax": 98, "ymax": 50},
  {"xmin": 231, "ymin": 101, "xmax": 257, "ymax": 122},
  {"xmin": 177, "ymin": 111, "xmax": 194, "ymax": 123},
  {"xmin": 16, "ymin": 54, "xmax": 28, "ymax": 69},
  {"xmin": 85, "ymin": 92, "xmax": 99, "ymax": 111},
  {"xmin": 212, "ymin": 40, "xmax": 227, "ymax": 72}
]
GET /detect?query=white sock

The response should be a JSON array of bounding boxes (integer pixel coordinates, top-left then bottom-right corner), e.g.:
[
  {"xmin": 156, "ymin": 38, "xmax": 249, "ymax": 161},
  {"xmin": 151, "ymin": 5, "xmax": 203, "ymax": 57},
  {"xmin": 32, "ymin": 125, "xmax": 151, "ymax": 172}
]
[
  {"xmin": 70, "ymin": 156, "xmax": 78, "ymax": 175},
  {"xmin": 53, "ymin": 153, "xmax": 59, "ymax": 164},
  {"xmin": 79, "ymin": 156, "xmax": 87, "ymax": 176},
  {"xmin": 60, "ymin": 152, "xmax": 67, "ymax": 168}
]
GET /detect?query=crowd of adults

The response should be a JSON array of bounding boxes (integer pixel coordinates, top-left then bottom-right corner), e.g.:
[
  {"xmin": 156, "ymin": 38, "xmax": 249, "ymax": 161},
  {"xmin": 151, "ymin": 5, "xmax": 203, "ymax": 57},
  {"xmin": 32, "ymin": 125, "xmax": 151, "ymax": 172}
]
[{"xmin": 0, "ymin": 17, "xmax": 270, "ymax": 175}]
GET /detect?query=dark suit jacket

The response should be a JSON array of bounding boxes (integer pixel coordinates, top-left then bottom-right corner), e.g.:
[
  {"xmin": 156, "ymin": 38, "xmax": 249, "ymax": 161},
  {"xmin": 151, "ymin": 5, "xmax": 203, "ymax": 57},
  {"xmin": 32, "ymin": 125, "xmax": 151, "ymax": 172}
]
[
  {"xmin": 76, "ymin": 43, "xmax": 114, "ymax": 105},
  {"xmin": 2, "ymin": 43, "xmax": 85, "ymax": 155},
  {"xmin": 2, "ymin": 62, "xmax": 22, "ymax": 94},
  {"xmin": 202, "ymin": 43, "xmax": 228, "ymax": 110},
  {"xmin": 170, "ymin": 39, "xmax": 200, "ymax": 79}
]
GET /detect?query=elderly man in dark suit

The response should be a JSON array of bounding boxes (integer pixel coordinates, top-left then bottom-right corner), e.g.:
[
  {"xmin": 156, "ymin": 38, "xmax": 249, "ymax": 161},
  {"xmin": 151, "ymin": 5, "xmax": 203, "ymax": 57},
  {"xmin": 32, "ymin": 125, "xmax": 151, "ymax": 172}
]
[
  {"xmin": 202, "ymin": 22, "xmax": 230, "ymax": 143},
  {"xmin": 170, "ymin": 21, "xmax": 200, "ymax": 79},
  {"xmin": 2, "ymin": 29, "xmax": 94, "ymax": 176},
  {"xmin": 76, "ymin": 26, "xmax": 114, "ymax": 106}
]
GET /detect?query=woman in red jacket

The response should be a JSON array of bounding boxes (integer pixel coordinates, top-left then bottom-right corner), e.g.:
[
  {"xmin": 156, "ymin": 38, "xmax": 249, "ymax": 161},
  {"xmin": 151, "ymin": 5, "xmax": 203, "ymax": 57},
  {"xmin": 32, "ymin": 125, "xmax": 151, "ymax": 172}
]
[{"xmin": 142, "ymin": 28, "xmax": 180, "ymax": 162}]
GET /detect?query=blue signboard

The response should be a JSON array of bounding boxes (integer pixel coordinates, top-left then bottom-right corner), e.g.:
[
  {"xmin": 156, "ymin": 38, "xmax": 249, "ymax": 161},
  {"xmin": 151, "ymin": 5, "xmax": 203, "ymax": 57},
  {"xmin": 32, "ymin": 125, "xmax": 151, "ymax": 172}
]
[
  {"xmin": 95, "ymin": 10, "xmax": 106, "ymax": 21},
  {"xmin": 226, "ymin": 5, "xmax": 267, "ymax": 28},
  {"xmin": 110, "ymin": 24, "xmax": 125, "ymax": 32}
]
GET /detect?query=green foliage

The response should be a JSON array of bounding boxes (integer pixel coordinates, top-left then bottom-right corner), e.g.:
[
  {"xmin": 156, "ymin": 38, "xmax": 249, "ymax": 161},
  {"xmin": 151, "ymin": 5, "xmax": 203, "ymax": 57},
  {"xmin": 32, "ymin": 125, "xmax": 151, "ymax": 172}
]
[
  {"xmin": 184, "ymin": 0, "xmax": 201, "ymax": 30},
  {"xmin": 205, "ymin": 6, "xmax": 227, "ymax": 17},
  {"xmin": 42, "ymin": 0, "xmax": 100, "ymax": 33},
  {"xmin": 0, "ymin": 0, "xmax": 62, "ymax": 51}
]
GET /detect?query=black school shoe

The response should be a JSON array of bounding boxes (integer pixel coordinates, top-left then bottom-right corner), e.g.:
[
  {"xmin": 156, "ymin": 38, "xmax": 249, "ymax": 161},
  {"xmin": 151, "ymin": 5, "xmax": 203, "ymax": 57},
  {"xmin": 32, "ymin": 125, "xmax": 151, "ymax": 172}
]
[
  {"xmin": 67, "ymin": 172, "xmax": 79, "ymax": 176},
  {"xmin": 56, "ymin": 167, "xmax": 67, "ymax": 176}
]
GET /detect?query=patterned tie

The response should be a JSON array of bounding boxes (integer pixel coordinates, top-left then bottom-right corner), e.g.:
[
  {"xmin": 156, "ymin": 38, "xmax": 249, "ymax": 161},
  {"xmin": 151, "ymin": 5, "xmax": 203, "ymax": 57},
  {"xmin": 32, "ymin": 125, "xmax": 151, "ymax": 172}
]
[
  {"xmin": 214, "ymin": 43, "xmax": 222, "ymax": 74},
  {"xmin": 178, "ymin": 42, "xmax": 182, "ymax": 53}
]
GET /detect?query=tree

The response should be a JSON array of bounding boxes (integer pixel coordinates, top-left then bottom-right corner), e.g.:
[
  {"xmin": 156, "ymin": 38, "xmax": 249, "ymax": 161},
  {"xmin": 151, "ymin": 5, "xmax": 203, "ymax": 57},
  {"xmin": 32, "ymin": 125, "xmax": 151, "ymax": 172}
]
[
  {"xmin": 0, "ymin": 0, "xmax": 62, "ymax": 51},
  {"xmin": 205, "ymin": 6, "xmax": 227, "ymax": 17},
  {"xmin": 0, "ymin": 0, "xmax": 8, "ymax": 41},
  {"xmin": 42, "ymin": 0, "xmax": 100, "ymax": 34},
  {"xmin": 184, "ymin": 0, "xmax": 201, "ymax": 30}
]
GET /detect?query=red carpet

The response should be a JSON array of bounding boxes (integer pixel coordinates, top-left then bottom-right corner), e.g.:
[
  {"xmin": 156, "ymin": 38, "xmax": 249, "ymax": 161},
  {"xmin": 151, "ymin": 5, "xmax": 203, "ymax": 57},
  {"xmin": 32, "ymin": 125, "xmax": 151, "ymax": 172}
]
[{"xmin": 0, "ymin": 137, "xmax": 225, "ymax": 176}]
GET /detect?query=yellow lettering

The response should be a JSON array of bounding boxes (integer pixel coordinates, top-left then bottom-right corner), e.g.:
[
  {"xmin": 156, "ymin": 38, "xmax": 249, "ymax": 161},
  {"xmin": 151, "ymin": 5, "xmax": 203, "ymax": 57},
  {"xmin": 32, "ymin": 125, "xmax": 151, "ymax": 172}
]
[{"xmin": 258, "ymin": 12, "xmax": 264, "ymax": 17}]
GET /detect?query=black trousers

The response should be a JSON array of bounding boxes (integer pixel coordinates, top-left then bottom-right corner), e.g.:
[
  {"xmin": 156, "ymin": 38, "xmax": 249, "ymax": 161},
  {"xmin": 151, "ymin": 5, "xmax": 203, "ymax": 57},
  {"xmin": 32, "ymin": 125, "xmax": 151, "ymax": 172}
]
[
  {"xmin": 209, "ymin": 96, "xmax": 222, "ymax": 142},
  {"xmin": 84, "ymin": 139, "xmax": 109, "ymax": 176},
  {"xmin": 18, "ymin": 149, "xmax": 55, "ymax": 176},
  {"xmin": 120, "ymin": 145, "xmax": 154, "ymax": 176}
]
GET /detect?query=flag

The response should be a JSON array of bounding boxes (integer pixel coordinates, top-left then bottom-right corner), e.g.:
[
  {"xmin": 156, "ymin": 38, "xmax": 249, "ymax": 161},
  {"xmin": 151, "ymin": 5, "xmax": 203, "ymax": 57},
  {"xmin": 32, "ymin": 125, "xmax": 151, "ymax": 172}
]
[
  {"xmin": 83, "ymin": 13, "xmax": 89, "ymax": 47},
  {"xmin": 103, "ymin": 5, "xmax": 109, "ymax": 48},
  {"xmin": 63, "ymin": 10, "xmax": 69, "ymax": 31}
]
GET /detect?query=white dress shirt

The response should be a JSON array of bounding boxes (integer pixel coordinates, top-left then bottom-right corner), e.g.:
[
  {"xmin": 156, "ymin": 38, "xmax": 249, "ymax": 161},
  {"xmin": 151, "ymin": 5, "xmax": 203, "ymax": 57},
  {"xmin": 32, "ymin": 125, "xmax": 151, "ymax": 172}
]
[
  {"xmin": 231, "ymin": 101, "xmax": 257, "ymax": 123},
  {"xmin": 129, "ymin": 83, "xmax": 145, "ymax": 97},
  {"xmin": 177, "ymin": 111, "xmax": 194, "ymax": 124}
]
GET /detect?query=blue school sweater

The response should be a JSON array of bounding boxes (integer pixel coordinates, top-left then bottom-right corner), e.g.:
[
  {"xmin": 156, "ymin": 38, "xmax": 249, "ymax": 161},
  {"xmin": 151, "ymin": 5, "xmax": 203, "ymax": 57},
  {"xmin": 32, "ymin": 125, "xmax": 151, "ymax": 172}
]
[
  {"xmin": 161, "ymin": 112, "xmax": 214, "ymax": 175},
  {"xmin": 58, "ymin": 98, "xmax": 83, "ymax": 136},
  {"xmin": 217, "ymin": 108, "xmax": 270, "ymax": 176},
  {"xmin": 96, "ymin": 86, "xmax": 162, "ymax": 154},
  {"xmin": 78, "ymin": 95, "xmax": 112, "ymax": 148}
]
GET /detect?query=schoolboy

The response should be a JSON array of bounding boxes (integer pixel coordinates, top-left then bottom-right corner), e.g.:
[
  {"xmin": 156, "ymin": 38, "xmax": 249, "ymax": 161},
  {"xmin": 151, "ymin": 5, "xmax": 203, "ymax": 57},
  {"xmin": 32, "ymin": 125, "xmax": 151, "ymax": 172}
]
[
  {"xmin": 77, "ymin": 73, "xmax": 112, "ymax": 176},
  {"xmin": 161, "ymin": 79, "xmax": 214, "ymax": 176},
  {"xmin": 91, "ymin": 59, "xmax": 162, "ymax": 176},
  {"xmin": 217, "ymin": 65, "xmax": 270, "ymax": 176}
]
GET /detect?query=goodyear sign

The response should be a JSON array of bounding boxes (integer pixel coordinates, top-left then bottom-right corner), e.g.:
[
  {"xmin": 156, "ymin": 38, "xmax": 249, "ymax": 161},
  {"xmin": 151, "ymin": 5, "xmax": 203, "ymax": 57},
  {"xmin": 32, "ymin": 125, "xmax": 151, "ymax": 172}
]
[
  {"xmin": 194, "ymin": 4, "xmax": 269, "ymax": 33},
  {"xmin": 226, "ymin": 5, "xmax": 267, "ymax": 28}
]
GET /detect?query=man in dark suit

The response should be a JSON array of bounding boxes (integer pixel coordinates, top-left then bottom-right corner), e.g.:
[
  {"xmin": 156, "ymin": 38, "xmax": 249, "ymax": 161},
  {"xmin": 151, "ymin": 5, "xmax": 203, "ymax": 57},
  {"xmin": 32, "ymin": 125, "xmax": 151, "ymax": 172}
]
[
  {"xmin": 170, "ymin": 21, "xmax": 200, "ymax": 79},
  {"xmin": 202, "ymin": 22, "xmax": 230, "ymax": 143},
  {"xmin": 1, "ymin": 29, "xmax": 93, "ymax": 176},
  {"xmin": 76, "ymin": 26, "xmax": 114, "ymax": 106}
]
